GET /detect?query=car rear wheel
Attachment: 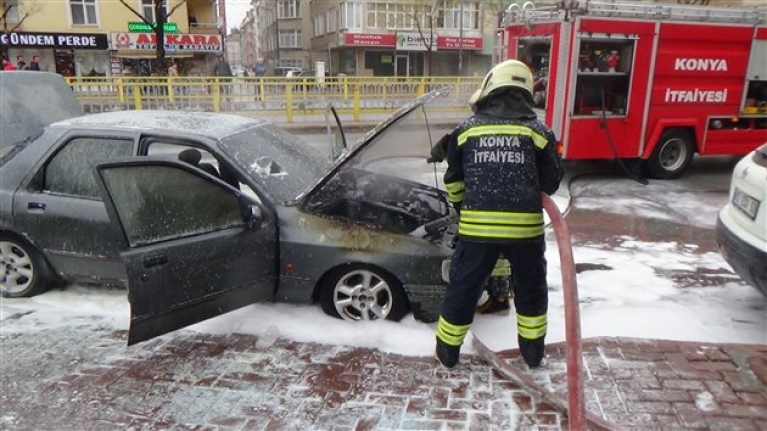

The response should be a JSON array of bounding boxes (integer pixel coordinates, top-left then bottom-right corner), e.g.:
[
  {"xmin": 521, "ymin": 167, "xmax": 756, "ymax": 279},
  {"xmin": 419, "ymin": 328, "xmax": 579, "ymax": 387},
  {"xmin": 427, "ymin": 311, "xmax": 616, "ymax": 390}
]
[
  {"xmin": 645, "ymin": 129, "xmax": 695, "ymax": 180},
  {"xmin": 320, "ymin": 264, "xmax": 410, "ymax": 322},
  {"xmin": 0, "ymin": 235, "xmax": 54, "ymax": 298}
]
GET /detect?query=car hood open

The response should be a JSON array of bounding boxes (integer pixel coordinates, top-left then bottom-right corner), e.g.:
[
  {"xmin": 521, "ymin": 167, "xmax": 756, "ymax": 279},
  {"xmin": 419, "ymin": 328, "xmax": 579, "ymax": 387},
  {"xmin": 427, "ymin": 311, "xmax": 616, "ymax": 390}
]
[{"xmin": 1, "ymin": 72, "xmax": 83, "ymax": 149}]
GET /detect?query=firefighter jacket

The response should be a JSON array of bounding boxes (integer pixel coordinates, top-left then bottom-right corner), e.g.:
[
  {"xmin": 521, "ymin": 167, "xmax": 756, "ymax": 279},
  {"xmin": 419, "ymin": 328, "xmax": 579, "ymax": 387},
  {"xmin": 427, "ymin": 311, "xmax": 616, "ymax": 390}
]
[{"xmin": 444, "ymin": 94, "xmax": 564, "ymax": 243}]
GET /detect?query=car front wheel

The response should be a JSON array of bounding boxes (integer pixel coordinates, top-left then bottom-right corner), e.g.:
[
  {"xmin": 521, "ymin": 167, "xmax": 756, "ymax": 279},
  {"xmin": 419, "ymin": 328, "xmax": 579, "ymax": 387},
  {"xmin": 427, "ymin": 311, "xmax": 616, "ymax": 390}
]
[
  {"xmin": 0, "ymin": 235, "xmax": 53, "ymax": 298},
  {"xmin": 320, "ymin": 264, "xmax": 409, "ymax": 322}
]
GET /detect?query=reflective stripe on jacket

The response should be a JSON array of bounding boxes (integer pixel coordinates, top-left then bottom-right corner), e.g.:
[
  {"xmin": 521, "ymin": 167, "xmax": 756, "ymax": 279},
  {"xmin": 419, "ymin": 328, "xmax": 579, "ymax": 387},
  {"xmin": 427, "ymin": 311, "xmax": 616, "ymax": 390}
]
[{"xmin": 443, "ymin": 114, "xmax": 563, "ymax": 242}]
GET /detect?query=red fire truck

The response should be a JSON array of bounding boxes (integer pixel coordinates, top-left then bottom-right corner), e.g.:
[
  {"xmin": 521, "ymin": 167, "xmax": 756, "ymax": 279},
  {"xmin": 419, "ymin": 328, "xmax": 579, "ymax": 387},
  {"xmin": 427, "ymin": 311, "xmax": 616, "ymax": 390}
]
[{"xmin": 496, "ymin": 0, "xmax": 767, "ymax": 178}]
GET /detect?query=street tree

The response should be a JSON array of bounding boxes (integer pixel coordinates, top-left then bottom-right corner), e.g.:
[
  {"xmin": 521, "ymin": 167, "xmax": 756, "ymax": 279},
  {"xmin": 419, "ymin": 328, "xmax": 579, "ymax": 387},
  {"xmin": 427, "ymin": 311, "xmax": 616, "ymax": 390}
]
[
  {"xmin": 117, "ymin": 0, "xmax": 186, "ymax": 67},
  {"xmin": 407, "ymin": 1, "xmax": 439, "ymax": 75},
  {"xmin": 0, "ymin": 0, "xmax": 41, "ymax": 60}
]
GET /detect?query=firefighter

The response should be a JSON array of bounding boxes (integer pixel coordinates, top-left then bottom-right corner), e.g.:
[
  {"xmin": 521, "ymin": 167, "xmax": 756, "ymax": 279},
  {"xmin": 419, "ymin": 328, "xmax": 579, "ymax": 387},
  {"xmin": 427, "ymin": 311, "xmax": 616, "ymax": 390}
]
[
  {"xmin": 429, "ymin": 135, "xmax": 513, "ymax": 315},
  {"xmin": 434, "ymin": 59, "xmax": 564, "ymax": 369}
]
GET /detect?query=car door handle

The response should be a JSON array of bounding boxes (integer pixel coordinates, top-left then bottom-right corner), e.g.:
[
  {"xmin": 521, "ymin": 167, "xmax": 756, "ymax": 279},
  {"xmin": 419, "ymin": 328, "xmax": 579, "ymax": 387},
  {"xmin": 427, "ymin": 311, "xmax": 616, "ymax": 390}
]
[
  {"xmin": 27, "ymin": 202, "xmax": 46, "ymax": 211},
  {"xmin": 142, "ymin": 254, "xmax": 168, "ymax": 268}
]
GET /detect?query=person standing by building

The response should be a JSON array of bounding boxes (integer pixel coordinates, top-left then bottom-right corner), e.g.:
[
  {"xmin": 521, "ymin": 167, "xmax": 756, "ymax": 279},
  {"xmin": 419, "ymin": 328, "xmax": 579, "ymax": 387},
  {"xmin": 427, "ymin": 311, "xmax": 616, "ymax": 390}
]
[
  {"xmin": 434, "ymin": 59, "xmax": 564, "ymax": 370},
  {"xmin": 2, "ymin": 58, "xmax": 16, "ymax": 71},
  {"xmin": 212, "ymin": 55, "xmax": 233, "ymax": 97},
  {"xmin": 16, "ymin": 55, "xmax": 27, "ymax": 70},
  {"xmin": 252, "ymin": 57, "xmax": 266, "ymax": 101},
  {"xmin": 28, "ymin": 56, "xmax": 41, "ymax": 71}
]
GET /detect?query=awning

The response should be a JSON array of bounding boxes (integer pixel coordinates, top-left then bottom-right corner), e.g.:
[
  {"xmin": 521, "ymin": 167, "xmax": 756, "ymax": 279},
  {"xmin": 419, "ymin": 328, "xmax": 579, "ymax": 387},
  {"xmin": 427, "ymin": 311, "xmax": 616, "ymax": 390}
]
[{"xmin": 112, "ymin": 50, "xmax": 196, "ymax": 59}]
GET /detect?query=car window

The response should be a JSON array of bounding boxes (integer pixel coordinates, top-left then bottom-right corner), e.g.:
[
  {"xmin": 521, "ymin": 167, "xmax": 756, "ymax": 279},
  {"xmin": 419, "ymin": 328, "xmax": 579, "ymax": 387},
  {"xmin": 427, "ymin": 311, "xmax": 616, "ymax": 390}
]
[
  {"xmin": 44, "ymin": 137, "xmax": 133, "ymax": 198},
  {"xmin": 100, "ymin": 164, "xmax": 245, "ymax": 247}
]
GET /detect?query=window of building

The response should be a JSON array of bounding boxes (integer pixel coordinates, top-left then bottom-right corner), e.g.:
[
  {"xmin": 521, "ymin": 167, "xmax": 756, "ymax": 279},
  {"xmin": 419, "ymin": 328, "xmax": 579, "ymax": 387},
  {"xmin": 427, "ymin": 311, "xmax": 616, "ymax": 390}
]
[
  {"xmin": 279, "ymin": 29, "xmax": 302, "ymax": 48},
  {"xmin": 314, "ymin": 14, "xmax": 325, "ymax": 37},
  {"xmin": 366, "ymin": 2, "xmax": 415, "ymax": 30},
  {"xmin": 5, "ymin": 0, "xmax": 19, "ymax": 22},
  {"xmin": 326, "ymin": 7, "xmax": 337, "ymax": 33},
  {"xmin": 277, "ymin": 0, "xmax": 299, "ymax": 19},
  {"xmin": 140, "ymin": 0, "xmax": 168, "ymax": 22},
  {"xmin": 340, "ymin": 1, "xmax": 362, "ymax": 29},
  {"xmin": 70, "ymin": 0, "xmax": 98, "ymax": 25},
  {"xmin": 436, "ymin": 0, "xmax": 479, "ymax": 30},
  {"xmin": 279, "ymin": 59, "xmax": 304, "ymax": 69}
]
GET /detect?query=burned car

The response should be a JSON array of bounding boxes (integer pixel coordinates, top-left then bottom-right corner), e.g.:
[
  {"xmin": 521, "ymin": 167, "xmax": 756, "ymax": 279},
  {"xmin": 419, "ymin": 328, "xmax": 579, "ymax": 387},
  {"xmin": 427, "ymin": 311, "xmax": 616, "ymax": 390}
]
[{"xmin": 1, "ymin": 82, "xmax": 458, "ymax": 344}]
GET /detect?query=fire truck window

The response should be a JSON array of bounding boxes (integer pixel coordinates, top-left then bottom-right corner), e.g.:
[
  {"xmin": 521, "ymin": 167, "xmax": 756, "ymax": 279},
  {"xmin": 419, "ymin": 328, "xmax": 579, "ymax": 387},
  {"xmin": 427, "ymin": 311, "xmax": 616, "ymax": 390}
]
[
  {"xmin": 517, "ymin": 38, "xmax": 551, "ymax": 109},
  {"xmin": 744, "ymin": 81, "xmax": 767, "ymax": 115},
  {"xmin": 574, "ymin": 39, "xmax": 634, "ymax": 117}
]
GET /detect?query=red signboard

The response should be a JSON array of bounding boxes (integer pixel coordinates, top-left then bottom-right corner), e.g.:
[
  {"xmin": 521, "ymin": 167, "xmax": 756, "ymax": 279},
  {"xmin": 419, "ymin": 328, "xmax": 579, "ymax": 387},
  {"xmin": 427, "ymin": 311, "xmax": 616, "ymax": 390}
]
[
  {"xmin": 436, "ymin": 36, "xmax": 483, "ymax": 50},
  {"xmin": 344, "ymin": 33, "xmax": 397, "ymax": 47}
]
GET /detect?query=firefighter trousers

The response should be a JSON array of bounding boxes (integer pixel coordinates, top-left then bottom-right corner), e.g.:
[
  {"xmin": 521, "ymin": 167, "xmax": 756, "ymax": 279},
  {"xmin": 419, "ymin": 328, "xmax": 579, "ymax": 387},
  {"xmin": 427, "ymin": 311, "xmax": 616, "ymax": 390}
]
[{"xmin": 437, "ymin": 237, "xmax": 549, "ymax": 347}]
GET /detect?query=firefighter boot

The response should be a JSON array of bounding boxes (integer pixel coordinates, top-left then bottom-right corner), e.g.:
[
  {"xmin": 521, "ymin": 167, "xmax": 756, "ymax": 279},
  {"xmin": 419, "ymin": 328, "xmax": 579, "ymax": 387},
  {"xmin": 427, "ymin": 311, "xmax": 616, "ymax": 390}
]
[
  {"xmin": 435, "ymin": 316, "xmax": 470, "ymax": 369},
  {"xmin": 434, "ymin": 337, "xmax": 460, "ymax": 370},
  {"xmin": 518, "ymin": 335, "xmax": 546, "ymax": 368}
]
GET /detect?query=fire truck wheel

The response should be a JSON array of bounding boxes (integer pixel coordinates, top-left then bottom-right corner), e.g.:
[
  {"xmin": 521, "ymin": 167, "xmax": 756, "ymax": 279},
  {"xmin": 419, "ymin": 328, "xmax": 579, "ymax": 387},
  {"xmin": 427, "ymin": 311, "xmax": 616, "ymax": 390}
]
[{"xmin": 645, "ymin": 129, "xmax": 695, "ymax": 180}]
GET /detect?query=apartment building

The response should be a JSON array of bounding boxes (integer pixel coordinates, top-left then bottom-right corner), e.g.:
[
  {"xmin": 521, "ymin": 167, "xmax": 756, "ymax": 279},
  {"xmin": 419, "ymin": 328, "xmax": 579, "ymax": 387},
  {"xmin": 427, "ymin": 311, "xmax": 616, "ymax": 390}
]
[
  {"xmin": 0, "ymin": 0, "xmax": 221, "ymax": 77},
  {"xmin": 252, "ymin": 0, "xmax": 312, "ymax": 74}
]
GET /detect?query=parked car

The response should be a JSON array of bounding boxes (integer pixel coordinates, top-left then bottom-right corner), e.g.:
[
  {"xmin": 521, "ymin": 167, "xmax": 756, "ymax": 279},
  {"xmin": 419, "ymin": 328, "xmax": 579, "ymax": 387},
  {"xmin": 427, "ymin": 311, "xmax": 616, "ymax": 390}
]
[
  {"xmin": 716, "ymin": 142, "xmax": 767, "ymax": 297},
  {"xmin": 1, "ymin": 72, "xmax": 457, "ymax": 345}
]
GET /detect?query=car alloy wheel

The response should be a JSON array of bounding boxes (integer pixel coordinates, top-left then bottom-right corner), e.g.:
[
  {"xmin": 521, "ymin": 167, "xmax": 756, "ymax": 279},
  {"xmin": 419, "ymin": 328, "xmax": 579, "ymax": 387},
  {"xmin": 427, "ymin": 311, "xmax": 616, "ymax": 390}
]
[
  {"xmin": 321, "ymin": 265, "xmax": 409, "ymax": 322},
  {"xmin": 0, "ymin": 236, "xmax": 51, "ymax": 298}
]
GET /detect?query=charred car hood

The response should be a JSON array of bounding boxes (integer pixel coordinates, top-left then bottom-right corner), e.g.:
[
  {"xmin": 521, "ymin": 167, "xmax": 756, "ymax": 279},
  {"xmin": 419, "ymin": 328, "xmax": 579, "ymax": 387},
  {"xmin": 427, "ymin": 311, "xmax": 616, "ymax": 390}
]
[
  {"xmin": 296, "ymin": 87, "xmax": 455, "ymax": 236},
  {"xmin": 1, "ymin": 72, "xmax": 83, "ymax": 148}
]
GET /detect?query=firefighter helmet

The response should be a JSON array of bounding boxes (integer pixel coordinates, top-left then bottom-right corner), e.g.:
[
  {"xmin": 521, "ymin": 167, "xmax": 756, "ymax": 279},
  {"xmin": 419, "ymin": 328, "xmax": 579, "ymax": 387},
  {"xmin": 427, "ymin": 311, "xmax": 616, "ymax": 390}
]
[{"xmin": 468, "ymin": 59, "xmax": 534, "ymax": 108}]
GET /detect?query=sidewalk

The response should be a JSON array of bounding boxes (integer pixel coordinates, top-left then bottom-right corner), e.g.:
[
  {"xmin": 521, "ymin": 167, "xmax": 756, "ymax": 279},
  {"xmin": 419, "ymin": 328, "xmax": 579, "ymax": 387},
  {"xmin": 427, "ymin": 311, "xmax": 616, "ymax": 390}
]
[{"xmin": 1, "ymin": 312, "xmax": 765, "ymax": 431}]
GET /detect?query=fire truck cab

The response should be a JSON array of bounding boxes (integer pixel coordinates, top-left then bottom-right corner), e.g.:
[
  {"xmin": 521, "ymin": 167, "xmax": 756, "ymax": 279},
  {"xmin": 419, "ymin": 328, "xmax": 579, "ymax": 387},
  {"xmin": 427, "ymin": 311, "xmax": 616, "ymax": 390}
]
[{"xmin": 497, "ymin": 0, "xmax": 767, "ymax": 178}]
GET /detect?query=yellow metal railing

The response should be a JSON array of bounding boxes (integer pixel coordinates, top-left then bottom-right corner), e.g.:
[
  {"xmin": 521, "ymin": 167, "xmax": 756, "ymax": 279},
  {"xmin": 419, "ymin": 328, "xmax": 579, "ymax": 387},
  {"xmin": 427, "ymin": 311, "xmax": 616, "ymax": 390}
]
[{"xmin": 65, "ymin": 76, "xmax": 482, "ymax": 123}]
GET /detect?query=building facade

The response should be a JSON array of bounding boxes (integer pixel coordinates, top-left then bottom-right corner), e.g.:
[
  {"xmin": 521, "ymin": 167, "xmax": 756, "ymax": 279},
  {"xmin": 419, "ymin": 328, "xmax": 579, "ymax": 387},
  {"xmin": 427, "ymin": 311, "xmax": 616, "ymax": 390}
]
[
  {"xmin": 245, "ymin": 0, "xmax": 766, "ymax": 78},
  {"xmin": 0, "ymin": 0, "xmax": 222, "ymax": 77}
]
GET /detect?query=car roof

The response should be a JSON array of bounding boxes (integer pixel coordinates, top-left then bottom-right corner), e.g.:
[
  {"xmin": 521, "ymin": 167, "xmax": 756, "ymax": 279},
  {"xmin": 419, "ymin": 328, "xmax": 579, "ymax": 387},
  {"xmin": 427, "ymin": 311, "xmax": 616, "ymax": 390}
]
[
  {"xmin": 51, "ymin": 110, "xmax": 271, "ymax": 140},
  {"xmin": 1, "ymin": 71, "xmax": 83, "ymax": 148}
]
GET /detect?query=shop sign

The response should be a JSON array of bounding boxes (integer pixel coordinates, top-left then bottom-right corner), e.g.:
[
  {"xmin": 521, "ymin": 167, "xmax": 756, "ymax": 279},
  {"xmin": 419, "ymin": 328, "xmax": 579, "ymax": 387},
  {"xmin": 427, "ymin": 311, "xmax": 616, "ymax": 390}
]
[
  {"xmin": 128, "ymin": 21, "xmax": 179, "ymax": 33},
  {"xmin": 110, "ymin": 32, "xmax": 222, "ymax": 52},
  {"xmin": 343, "ymin": 33, "xmax": 396, "ymax": 47},
  {"xmin": 396, "ymin": 32, "xmax": 436, "ymax": 51},
  {"xmin": 0, "ymin": 31, "xmax": 107, "ymax": 50},
  {"xmin": 436, "ymin": 36, "xmax": 483, "ymax": 50}
]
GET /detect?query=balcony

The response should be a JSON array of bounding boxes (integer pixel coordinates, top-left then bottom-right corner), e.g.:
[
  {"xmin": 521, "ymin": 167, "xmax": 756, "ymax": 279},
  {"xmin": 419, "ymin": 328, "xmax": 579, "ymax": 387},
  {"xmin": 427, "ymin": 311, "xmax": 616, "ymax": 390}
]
[{"xmin": 190, "ymin": 23, "xmax": 221, "ymax": 35}]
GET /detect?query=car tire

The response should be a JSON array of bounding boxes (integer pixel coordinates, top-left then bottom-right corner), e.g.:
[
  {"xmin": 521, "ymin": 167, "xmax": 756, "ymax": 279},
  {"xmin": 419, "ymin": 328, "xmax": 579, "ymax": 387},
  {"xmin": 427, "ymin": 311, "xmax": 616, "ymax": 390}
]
[
  {"xmin": 320, "ymin": 264, "xmax": 410, "ymax": 322},
  {"xmin": 645, "ymin": 129, "xmax": 695, "ymax": 180},
  {"xmin": 0, "ymin": 234, "xmax": 55, "ymax": 298}
]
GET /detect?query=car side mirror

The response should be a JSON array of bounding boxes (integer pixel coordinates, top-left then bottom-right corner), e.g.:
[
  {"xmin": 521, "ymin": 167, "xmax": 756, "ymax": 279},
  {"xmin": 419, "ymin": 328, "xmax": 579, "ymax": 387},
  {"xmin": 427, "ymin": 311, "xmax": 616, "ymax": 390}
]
[{"xmin": 244, "ymin": 204, "xmax": 264, "ymax": 230}]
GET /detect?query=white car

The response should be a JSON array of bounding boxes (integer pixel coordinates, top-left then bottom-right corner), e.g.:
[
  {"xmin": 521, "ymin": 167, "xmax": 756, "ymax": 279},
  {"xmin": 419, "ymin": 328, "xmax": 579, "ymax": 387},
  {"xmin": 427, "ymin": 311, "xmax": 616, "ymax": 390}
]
[{"xmin": 716, "ymin": 142, "xmax": 767, "ymax": 297}]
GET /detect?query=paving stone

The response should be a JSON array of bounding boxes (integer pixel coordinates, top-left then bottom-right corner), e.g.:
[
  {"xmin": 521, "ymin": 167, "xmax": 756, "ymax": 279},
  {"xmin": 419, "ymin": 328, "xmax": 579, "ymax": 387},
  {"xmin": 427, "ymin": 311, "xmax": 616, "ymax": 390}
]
[{"xmin": 2, "ymin": 318, "xmax": 767, "ymax": 431}]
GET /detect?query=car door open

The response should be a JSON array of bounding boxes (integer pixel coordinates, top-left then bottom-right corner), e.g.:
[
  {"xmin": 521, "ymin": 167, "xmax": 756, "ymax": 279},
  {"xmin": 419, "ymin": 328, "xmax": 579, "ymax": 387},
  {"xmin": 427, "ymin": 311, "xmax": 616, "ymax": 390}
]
[{"xmin": 93, "ymin": 158, "xmax": 278, "ymax": 345}]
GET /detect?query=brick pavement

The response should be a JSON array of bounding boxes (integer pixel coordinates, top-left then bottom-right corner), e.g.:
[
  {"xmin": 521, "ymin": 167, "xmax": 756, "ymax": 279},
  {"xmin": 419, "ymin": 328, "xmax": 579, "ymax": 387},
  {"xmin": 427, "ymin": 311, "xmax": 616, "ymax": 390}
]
[{"xmin": 1, "ymin": 318, "xmax": 766, "ymax": 431}]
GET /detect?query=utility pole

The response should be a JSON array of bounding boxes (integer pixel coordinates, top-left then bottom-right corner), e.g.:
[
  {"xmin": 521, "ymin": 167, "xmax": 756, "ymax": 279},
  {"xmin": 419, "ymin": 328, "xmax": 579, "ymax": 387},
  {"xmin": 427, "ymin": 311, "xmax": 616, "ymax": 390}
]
[
  {"xmin": 458, "ymin": 0, "xmax": 464, "ymax": 76},
  {"xmin": 274, "ymin": 0, "xmax": 280, "ymax": 66}
]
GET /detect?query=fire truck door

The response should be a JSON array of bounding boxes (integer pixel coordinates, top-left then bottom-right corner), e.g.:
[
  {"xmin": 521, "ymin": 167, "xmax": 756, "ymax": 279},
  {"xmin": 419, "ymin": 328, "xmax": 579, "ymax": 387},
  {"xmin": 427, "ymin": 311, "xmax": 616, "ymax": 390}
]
[{"xmin": 564, "ymin": 20, "xmax": 655, "ymax": 160}]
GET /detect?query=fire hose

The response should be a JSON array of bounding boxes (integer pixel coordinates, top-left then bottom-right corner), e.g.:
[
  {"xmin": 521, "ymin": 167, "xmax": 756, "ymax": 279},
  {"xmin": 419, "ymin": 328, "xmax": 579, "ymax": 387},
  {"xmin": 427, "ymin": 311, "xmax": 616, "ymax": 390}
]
[{"xmin": 472, "ymin": 193, "xmax": 621, "ymax": 431}]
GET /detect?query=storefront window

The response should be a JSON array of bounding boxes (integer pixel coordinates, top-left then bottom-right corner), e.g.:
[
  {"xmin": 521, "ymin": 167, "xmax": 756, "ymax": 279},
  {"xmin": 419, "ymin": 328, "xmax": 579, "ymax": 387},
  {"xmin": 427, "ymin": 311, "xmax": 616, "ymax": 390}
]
[
  {"xmin": 75, "ymin": 50, "xmax": 109, "ymax": 76},
  {"xmin": 69, "ymin": 0, "xmax": 98, "ymax": 25},
  {"xmin": 364, "ymin": 51, "xmax": 395, "ymax": 76},
  {"xmin": 573, "ymin": 37, "xmax": 634, "ymax": 116}
]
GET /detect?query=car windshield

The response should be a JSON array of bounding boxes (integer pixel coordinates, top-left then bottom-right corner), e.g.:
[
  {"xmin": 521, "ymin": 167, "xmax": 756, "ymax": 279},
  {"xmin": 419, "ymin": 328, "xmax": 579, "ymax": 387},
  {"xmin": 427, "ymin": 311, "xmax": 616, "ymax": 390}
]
[{"xmin": 218, "ymin": 124, "xmax": 333, "ymax": 203}]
